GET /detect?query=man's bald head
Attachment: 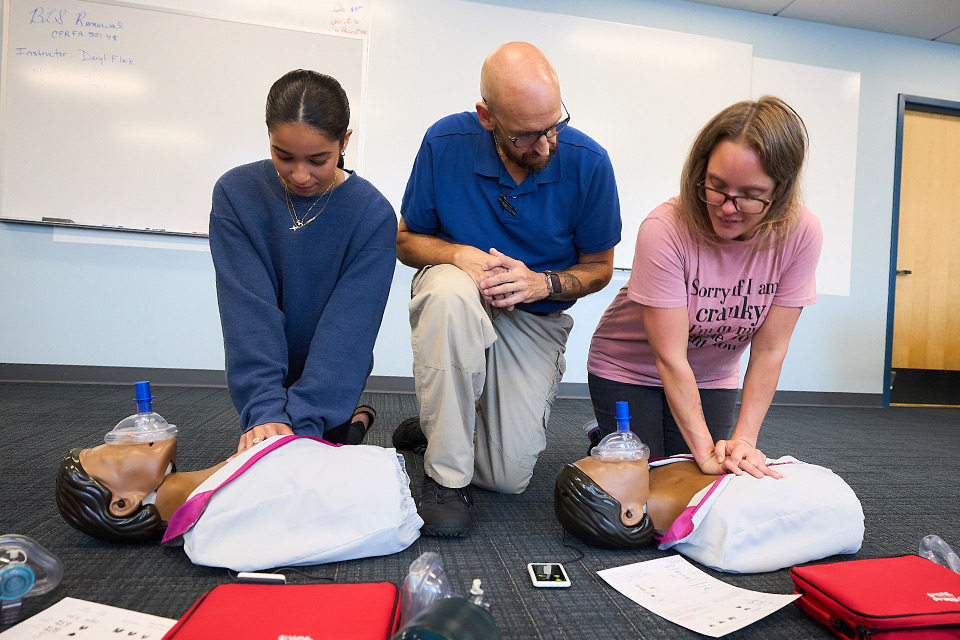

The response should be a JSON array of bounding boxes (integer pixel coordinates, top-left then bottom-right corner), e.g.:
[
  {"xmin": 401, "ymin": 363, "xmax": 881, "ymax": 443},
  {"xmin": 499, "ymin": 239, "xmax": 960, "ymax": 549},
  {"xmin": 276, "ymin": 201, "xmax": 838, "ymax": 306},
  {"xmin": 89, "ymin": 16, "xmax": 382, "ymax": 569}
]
[
  {"xmin": 480, "ymin": 42, "xmax": 560, "ymax": 115},
  {"xmin": 477, "ymin": 42, "xmax": 564, "ymax": 175}
]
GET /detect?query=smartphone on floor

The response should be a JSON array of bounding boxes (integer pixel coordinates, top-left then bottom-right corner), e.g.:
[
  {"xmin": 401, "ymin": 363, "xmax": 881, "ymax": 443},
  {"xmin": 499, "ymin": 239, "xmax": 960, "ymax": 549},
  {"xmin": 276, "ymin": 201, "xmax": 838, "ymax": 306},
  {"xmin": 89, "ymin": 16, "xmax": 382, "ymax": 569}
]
[{"xmin": 527, "ymin": 562, "xmax": 571, "ymax": 588}]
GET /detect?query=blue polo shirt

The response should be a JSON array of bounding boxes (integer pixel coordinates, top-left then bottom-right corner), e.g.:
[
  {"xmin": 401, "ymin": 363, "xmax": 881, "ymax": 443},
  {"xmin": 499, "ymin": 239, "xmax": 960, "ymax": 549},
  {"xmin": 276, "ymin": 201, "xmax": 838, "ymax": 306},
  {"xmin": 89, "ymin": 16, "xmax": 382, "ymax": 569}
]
[{"xmin": 401, "ymin": 111, "xmax": 621, "ymax": 313}]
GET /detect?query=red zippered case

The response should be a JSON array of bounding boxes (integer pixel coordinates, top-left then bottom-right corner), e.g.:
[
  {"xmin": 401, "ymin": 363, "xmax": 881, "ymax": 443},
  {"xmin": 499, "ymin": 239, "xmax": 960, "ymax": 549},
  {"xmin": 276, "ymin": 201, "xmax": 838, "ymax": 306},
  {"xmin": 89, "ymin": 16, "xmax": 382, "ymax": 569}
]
[
  {"xmin": 162, "ymin": 582, "xmax": 402, "ymax": 639},
  {"xmin": 790, "ymin": 555, "xmax": 960, "ymax": 639}
]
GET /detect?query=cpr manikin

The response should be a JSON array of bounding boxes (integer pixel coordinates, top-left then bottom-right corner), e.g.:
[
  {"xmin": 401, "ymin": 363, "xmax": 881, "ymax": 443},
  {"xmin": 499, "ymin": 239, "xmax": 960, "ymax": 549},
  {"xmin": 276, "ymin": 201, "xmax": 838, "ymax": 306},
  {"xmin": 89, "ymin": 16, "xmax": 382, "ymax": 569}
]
[
  {"xmin": 555, "ymin": 403, "xmax": 866, "ymax": 573},
  {"xmin": 56, "ymin": 382, "xmax": 422, "ymax": 570},
  {"xmin": 56, "ymin": 382, "xmax": 184, "ymax": 543},
  {"xmin": 554, "ymin": 402, "xmax": 656, "ymax": 549}
]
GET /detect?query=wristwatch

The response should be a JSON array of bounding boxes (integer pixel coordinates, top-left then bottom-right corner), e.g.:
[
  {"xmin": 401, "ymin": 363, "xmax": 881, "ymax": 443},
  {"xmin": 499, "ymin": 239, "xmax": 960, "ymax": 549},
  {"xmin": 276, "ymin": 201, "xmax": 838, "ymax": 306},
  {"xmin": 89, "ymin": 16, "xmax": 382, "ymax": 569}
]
[{"xmin": 544, "ymin": 270, "xmax": 562, "ymax": 299}]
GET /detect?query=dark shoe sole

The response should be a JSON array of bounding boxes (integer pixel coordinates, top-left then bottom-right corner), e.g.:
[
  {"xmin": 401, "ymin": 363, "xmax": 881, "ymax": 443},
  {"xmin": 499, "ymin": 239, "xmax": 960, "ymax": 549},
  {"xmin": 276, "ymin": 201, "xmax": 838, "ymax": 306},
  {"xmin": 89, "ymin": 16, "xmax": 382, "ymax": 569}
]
[{"xmin": 420, "ymin": 524, "xmax": 471, "ymax": 538}]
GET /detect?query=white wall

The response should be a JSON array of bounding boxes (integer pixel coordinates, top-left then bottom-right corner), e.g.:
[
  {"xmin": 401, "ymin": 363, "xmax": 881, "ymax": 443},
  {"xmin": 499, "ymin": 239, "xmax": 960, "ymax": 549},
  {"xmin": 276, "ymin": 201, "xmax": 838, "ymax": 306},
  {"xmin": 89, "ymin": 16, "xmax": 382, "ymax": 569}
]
[{"xmin": 4, "ymin": 0, "xmax": 960, "ymax": 395}]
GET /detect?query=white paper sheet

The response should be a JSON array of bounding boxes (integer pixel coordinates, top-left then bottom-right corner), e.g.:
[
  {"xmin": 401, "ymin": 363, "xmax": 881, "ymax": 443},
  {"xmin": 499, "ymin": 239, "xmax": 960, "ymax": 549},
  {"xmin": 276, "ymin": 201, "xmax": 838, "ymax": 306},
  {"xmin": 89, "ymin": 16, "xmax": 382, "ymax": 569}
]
[
  {"xmin": 0, "ymin": 597, "xmax": 176, "ymax": 639},
  {"xmin": 598, "ymin": 556, "xmax": 800, "ymax": 637}
]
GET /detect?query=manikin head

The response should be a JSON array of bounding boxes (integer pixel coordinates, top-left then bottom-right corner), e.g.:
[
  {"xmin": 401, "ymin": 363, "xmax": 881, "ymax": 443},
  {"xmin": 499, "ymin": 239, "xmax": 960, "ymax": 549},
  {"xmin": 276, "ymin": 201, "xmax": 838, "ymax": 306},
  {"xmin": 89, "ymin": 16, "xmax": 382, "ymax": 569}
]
[
  {"xmin": 55, "ymin": 438, "xmax": 176, "ymax": 543},
  {"xmin": 556, "ymin": 412, "xmax": 655, "ymax": 549},
  {"xmin": 554, "ymin": 456, "xmax": 654, "ymax": 550}
]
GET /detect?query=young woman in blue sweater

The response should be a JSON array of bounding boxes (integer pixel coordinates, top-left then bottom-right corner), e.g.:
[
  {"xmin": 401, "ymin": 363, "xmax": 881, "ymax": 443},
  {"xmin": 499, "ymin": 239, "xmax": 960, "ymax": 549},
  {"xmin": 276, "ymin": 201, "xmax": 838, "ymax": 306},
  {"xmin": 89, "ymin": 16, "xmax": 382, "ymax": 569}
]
[{"xmin": 210, "ymin": 70, "xmax": 397, "ymax": 454}]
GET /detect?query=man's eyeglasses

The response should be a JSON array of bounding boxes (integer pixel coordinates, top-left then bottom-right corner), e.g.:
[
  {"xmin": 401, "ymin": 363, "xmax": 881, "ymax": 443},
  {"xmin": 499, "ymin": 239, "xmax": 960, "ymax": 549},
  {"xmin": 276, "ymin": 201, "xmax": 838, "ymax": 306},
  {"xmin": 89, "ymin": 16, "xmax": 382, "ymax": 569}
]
[
  {"xmin": 696, "ymin": 182, "xmax": 772, "ymax": 215},
  {"xmin": 484, "ymin": 100, "xmax": 570, "ymax": 149}
]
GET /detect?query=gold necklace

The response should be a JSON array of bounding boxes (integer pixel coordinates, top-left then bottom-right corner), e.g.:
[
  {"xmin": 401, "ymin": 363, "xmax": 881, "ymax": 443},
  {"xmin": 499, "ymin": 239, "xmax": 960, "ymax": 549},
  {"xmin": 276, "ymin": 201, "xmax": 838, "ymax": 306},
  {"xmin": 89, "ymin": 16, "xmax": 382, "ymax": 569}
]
[{"xmin": 278, "ymin": 170, "xmax": 338, "ymax": 231}]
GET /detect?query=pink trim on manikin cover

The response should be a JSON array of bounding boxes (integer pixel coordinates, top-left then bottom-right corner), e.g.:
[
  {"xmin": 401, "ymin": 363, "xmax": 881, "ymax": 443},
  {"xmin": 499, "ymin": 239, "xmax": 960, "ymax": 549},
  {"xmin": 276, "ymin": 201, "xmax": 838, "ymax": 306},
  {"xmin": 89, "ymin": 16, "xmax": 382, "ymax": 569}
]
[
  {"xmin": 654, "ymin": 458, "xmax": 798, "ymax": 545},
  {"xmin": 657, "ymin": 475, "xmax": 728, "ymax": 545},
  {"xmin": 161, "ymin": 435, "xmax": 340, "ymax": 543}
]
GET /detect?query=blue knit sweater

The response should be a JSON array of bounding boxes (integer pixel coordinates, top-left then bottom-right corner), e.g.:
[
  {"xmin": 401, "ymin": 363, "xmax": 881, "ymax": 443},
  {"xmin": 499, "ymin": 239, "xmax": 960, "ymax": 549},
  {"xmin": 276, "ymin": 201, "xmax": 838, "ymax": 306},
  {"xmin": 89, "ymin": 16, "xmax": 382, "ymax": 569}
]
[{"xmin": 210, "ymin": 160, "xmax": 397, "ymax": 437}]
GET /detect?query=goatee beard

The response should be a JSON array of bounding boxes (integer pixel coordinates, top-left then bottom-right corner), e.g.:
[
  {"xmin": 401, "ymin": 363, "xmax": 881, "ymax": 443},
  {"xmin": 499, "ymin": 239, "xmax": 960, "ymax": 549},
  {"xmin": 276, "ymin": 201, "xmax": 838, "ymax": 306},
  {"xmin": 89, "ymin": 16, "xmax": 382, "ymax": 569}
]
[{"xmin": 520, "ymin": 145, "xmax": 557, "ymax": 173}]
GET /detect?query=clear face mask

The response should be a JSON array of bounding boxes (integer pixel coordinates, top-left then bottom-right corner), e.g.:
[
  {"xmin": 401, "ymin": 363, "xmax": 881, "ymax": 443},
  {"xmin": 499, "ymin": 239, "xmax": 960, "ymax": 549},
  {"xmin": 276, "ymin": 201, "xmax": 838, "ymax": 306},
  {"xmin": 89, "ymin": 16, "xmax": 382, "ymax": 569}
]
[
  {"xmin": 103, "ymin": 380, "xmax": 178, "ymax": 445},
  {"xmin": 590, "ymin": 401, "xmax": 650, "ymax": 463},
  {"xmin": 0, "ymin": 535, "xmax": 64, "ymax": 625}
]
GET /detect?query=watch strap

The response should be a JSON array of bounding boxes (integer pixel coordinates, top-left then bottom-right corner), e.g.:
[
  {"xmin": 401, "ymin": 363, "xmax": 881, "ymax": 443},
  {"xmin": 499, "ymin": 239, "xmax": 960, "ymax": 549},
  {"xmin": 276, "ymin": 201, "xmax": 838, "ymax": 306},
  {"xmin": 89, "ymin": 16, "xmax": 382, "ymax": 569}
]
[{"xmin": 544, "ymin": 270, "xmax": 562, "ymax": 298}]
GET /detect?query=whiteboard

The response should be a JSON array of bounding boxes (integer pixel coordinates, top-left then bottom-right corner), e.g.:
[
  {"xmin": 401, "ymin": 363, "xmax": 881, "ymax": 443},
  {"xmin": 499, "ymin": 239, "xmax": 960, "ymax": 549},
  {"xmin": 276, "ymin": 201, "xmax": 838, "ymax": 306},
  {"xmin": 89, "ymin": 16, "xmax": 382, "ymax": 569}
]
[
  {"xmin": 0, "ymin": 0, "xmax": 365, "ymax": 234},
  {"xmin": 0, "ymin": 0, "xmax": 860, "ymax": 271},
  {"xmin": 363, "ymin": 0, "xmax": 754, "ymax": 269},
  {"xmin": 751, "ymin": 58, "xmax": 860, "ymax": 297}
]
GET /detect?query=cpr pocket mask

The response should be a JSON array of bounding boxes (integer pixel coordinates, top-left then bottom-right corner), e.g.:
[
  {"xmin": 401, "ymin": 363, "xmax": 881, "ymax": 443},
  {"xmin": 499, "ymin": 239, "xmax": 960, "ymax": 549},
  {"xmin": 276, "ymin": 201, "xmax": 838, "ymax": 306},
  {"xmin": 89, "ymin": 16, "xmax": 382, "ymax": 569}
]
[
  {"xmin": 396, "ymin": 552, "xmax": 500, "ymax": 639},
  {"xmin": 0, "ymin": 534, "xmax": 64, "ymax": 624},
  {"xmin": 104, "ymin": 380, "xmax": 177, "ymax": 444},
  {"xmin": 919, "ymin": 534, "xmax": 960, "ymax": 573},
  {"xmin": 400, "ymin": 552, "xmax": 453, "ymax": 626},
  {"xmin": 590, "ymin": 401, "xmax": 650, "ymax": 463}
]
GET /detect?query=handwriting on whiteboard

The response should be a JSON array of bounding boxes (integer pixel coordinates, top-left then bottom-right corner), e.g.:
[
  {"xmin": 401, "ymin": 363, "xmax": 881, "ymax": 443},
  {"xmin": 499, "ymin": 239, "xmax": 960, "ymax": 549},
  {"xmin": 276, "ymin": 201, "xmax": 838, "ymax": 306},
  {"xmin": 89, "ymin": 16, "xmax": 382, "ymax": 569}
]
[
  {"xmin": 11, "ymin": 5, "xmax": 134, "ymax": 90},
  {"xmin": 329, "ymin": 2, "xmax": 368, "ymax": 36}
]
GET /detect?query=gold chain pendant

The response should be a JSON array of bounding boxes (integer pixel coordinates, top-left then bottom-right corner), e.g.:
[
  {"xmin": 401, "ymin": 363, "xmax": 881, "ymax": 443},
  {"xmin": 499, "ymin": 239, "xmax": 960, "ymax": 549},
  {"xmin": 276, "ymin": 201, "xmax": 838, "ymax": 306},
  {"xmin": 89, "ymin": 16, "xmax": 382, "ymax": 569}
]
[{"xmin": 279, "ymin": 170, "xmax": 338, "ymax": 231}]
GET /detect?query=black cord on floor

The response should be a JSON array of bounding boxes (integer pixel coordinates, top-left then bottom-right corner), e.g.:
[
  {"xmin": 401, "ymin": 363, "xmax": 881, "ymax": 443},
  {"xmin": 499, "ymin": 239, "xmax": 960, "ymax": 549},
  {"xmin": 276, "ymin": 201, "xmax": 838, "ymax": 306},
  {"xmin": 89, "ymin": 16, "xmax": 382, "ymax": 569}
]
[{"xmin": 560, "ymin": 529, "xmax": 585, "ymax": 563}]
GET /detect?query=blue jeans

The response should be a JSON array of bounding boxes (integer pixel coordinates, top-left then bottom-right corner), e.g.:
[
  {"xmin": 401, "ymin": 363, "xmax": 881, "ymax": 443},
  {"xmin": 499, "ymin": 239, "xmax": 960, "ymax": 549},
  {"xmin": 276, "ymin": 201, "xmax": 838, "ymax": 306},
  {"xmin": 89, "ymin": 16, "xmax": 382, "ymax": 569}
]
[{"xmin": 587, "ymin": 373, "xmax": 737, "ymax": 458}]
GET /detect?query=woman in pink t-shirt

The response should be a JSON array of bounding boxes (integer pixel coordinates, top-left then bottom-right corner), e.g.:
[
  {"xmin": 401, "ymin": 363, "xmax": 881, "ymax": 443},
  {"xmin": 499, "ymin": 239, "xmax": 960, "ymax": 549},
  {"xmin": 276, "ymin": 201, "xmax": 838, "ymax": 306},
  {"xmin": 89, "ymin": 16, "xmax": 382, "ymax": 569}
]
[{"xmin": 587, "ymin": 96, "xmax": 822, "ymax": 479}]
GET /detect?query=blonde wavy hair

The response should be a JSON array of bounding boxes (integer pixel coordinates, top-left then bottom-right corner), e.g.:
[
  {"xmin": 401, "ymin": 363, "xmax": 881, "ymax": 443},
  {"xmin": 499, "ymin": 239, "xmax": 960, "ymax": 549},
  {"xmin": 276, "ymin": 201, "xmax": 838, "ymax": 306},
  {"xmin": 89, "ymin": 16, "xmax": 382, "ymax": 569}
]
[{"xmin": 677, "ymin": 96, "xmax": 808, "ymax": 247}]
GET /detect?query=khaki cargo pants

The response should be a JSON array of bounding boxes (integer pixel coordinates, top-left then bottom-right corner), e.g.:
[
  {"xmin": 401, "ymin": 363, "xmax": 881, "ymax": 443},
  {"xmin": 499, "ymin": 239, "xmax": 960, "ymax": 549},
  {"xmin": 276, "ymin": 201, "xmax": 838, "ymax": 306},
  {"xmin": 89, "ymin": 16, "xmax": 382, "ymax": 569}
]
[{"xmin": 409, "ymin": 264, "xmax": 573, "ymax": 494}]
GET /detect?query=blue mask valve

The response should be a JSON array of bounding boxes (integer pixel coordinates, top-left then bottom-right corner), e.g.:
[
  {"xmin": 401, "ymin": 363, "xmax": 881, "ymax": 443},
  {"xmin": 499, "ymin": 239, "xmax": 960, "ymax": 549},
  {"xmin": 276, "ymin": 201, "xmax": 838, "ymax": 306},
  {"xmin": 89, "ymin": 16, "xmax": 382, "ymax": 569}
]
[
  {"xmin": 0, "ymin": 565, "xmax": 35, "ymax": 601},
  {"xmin": 134, "ymin": 380, "xmax": 154, "ymax": 414},
  {"xmin": 591, "ymin": 401, "xmax": 650, "ymax": 463},
  {"xmin": 615, "ymin": 400, "xmax": 631, "ymax": 431}
]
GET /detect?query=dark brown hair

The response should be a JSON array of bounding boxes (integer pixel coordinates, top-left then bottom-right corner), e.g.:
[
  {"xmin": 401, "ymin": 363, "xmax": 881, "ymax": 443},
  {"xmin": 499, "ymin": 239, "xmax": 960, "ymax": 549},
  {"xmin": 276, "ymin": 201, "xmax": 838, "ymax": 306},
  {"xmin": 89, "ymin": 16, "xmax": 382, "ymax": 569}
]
[
  {"xmin": 265, "ymin": 70, "xmax": 350, "ymax": 169},
  {"xmin": 677, "ymin": 95, "xmax": 808, "ymax": 247}
]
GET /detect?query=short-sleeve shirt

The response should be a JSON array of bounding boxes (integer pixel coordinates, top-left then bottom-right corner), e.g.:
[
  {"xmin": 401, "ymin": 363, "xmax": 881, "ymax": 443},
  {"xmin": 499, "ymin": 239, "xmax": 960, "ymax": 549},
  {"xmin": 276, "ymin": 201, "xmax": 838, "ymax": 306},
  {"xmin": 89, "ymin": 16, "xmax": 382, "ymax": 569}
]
[
  {"xmin": 588, "ymin": 198, "xmax": 822, "ymax": 388},
  {"xmin": 401, "ymin": 111, "xmax": 621, "ymax": 313}
]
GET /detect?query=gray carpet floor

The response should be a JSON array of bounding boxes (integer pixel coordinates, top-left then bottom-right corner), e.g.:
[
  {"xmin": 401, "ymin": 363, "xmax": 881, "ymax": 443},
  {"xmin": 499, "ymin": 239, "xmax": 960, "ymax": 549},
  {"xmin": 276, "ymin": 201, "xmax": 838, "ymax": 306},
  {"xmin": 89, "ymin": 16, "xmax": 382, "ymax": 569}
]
[{"xmin": 1, "ymin": 381, "xmax": 958, "ymax": 638}]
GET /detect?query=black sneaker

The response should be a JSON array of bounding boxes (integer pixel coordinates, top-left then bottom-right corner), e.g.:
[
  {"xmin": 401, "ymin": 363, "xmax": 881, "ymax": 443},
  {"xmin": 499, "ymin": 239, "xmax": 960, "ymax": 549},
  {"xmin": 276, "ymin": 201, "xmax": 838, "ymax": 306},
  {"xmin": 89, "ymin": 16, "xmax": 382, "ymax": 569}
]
[
  {"xmin": 418, "ymin": 472, "xmax": 473, "ymax": 538},
  {"xmin": 392, "ymin": 416, "xmax": 428, "ymax": 454}
]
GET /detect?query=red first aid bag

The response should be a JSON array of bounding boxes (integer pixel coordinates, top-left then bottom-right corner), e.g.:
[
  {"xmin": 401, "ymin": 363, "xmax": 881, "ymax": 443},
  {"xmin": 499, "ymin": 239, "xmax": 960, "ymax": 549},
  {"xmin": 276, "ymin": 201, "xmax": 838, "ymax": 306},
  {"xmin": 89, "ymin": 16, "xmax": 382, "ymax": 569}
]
[
  {"xmin": 162, "ymin": 582, "xmax": 402, "ymax": 640},
  {"xmin": 790, "ymin": 555, "xmax": 960, "ymax": 639}
]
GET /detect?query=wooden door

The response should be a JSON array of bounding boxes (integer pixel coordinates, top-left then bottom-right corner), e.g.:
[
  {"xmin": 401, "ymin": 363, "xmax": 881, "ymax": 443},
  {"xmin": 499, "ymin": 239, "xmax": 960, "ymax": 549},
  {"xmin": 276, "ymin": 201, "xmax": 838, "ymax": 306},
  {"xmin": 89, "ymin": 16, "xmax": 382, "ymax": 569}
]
[{"xmin": 892, "ymin": 109, "xmax": 960, "ymax": 375}]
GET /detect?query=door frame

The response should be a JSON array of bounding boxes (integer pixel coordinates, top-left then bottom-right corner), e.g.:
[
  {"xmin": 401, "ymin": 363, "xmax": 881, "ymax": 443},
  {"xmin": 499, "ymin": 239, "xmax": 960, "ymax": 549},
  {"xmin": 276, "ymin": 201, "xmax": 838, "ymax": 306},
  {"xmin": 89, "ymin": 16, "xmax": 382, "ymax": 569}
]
[{"xmin": 883, "ymin": 94, "xmax": 960, "ymax": 406}]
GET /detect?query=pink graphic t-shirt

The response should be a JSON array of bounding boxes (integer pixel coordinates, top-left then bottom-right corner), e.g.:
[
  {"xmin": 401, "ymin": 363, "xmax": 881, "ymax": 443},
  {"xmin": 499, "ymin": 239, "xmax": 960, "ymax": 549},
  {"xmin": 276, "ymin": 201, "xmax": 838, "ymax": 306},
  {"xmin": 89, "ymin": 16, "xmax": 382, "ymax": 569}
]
[{"xmin": 588, "ymin": 198, "xmax": 822, "ymax": 389}]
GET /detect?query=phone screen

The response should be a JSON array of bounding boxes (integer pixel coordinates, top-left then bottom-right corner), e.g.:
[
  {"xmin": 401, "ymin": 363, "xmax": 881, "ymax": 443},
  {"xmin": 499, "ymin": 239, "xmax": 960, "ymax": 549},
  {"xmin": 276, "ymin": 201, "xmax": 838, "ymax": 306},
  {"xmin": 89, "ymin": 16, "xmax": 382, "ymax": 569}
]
[
  {"xmin": 530, "ymin": 563, "xmax": 570, "ymax": 586},
  {"xmin": 534, "ymin": 564, "xmax": 565, "ymax": 582}
]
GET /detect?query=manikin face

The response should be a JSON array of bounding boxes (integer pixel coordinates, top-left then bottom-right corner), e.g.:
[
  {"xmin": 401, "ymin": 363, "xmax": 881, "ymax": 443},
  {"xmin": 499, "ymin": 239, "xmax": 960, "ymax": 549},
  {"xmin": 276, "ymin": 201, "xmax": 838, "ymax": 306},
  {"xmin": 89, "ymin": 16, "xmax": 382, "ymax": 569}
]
[
  {"xmin": 269, "ymin": 121, "xmax": 352, "ymax": 197},
  {"xmin": 574, "ymin": 456, "xmax": 649, "ymax": 526},
  {"xmin": 703, "ymin": 140, "xmax": 777, "ymax": 241},
  {"xmin": 79, "ymin": 439, "xmax": 177, "ymax": 517}
]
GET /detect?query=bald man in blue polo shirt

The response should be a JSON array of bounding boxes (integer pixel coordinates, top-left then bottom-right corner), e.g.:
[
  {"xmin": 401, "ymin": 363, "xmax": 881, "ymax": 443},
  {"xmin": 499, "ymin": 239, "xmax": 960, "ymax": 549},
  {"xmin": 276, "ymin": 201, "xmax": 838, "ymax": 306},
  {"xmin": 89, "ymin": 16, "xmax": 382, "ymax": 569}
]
[{"xmin": 394, "ymin": 41, "xmax": 621, "ymax": 537}]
